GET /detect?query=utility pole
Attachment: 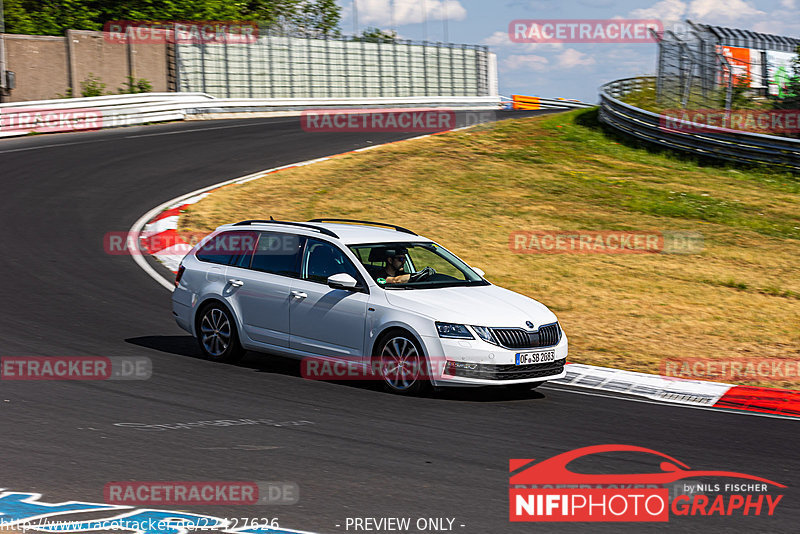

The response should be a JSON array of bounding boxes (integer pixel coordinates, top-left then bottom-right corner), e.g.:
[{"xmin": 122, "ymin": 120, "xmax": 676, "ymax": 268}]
[
  {"xmin": 421, "ymin": 0, "xmax": 427, "ymax": 41},
  {"xmin": 443, "ymin": 1, "xmax": 448, "ymax": 42},
  {"xmin": 0, "ymin": 0, "xmax": 6, "ymax": 102},
  {"xmin": 352, "ymin": 0, "xmax": 358, "ymax": 37}
]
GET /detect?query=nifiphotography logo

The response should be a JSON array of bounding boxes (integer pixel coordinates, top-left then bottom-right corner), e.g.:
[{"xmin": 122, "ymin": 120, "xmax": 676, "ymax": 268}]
[{"xmin": 509, "ymin": 445, "xmax": 785, "ymax": 522}]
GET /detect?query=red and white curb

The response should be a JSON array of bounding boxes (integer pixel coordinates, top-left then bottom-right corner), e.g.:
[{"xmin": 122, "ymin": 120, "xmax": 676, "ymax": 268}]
[
  {"xmin": 129, "ymin": 133, "xmax": 800, "ymax": 420},
  {"xmin": 554, "ymin": 364, "xmax": 800, "ymax": 419}
]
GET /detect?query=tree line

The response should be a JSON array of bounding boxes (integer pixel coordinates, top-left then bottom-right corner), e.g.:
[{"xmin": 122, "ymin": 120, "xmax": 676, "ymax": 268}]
[{"xmin": 3, "ymin": 0, "xmax": 342, "ymax": 37}]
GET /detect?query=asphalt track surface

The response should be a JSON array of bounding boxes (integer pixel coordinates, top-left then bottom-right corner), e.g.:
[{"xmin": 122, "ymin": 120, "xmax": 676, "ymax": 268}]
[{"xmin": 0, "ymin": 112, "xmax": 797, "ymax": 534}]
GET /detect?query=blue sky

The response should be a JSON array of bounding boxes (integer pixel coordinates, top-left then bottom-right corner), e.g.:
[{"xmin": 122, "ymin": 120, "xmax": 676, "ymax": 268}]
[{"xmin": 338, "ymin": 0, "xmax": 800, "ymax": 102}]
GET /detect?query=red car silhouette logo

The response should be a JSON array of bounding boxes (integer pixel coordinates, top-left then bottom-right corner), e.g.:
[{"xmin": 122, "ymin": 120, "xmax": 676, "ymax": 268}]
[{"xmin": 510, "ymin": 444, "xmax": 785, "ymax": 487}]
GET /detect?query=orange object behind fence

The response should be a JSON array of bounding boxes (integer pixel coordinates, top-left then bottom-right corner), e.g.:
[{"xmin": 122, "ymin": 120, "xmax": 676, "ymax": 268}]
[{"xmin": 512, "ymin": 95, "xmax": 541, "ymax": 110}]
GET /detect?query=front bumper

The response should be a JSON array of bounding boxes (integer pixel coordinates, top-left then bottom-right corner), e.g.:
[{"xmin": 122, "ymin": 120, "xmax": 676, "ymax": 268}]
[{"xmin": 422, "ymin": 332, "xmax": 568, "ymax": 386}]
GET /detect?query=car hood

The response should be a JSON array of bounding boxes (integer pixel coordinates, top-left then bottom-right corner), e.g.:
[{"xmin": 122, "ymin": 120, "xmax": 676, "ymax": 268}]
[{"xmin": 384, "ymin": 284, "xmax": 558, "ymax": 328}]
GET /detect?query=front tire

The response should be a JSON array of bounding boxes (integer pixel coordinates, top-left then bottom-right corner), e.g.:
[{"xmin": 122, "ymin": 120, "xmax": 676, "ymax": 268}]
[
  {"xmin": 374, "ymin": 333, "xmax": 430, "ymax": 395},
  {"xmin": 196, "ymin": 303, "xmax": 245, "ymax": 363}
]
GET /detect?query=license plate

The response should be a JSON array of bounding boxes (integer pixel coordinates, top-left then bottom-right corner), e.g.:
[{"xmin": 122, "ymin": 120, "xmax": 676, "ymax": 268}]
[{"xmin": 515, "ymin": 350, "xmax": 556, "ymax": 365}]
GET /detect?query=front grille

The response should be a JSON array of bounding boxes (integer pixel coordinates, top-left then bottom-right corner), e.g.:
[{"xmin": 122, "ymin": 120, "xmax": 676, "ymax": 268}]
[
  {"xmin": 448, "ymin": 361, "xmax": 564, "ymax": 381},
  {"xmin": 491, "ymin": 322, "xmax": 561, "ymax": 349}
]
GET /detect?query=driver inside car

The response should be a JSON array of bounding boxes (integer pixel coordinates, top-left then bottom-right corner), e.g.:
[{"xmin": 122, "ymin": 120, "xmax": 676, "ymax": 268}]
[{"xmin": 375, "ymin": 247, "xmax": 435, "ymax": 285}]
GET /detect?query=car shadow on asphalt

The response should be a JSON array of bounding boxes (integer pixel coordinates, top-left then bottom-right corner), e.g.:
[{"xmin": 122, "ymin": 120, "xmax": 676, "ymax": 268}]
[{"xmin": 125, "ymin": 335, "xmax": 549, "ymax": 403}]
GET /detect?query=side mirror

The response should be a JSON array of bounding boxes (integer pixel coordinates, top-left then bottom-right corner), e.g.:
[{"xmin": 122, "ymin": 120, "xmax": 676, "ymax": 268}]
[
  {"xmin": 327, "ymin": 273, "xmax": 359, "ymax": 290},
  {"xmin": 472, "ymin": 267, "xmax": 486, "ymax": 278}
]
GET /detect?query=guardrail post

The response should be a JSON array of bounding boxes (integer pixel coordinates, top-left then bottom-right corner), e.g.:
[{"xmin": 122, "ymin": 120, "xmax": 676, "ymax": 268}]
[
  {"xmin": 361, "ymin": 37, "xmax": 367, "ymax": 98},
  {"xmin": 377, "ymin": 39, "xmax": 384, "ymax": 97},
  {"xmin": 223, "ymin": 31, "xmax": 231, "ymax": 98},
  {"xmin": 199, "ymin": 33, "xmax": 207, "ymax": 94},
  {"xmin": 267, "ymin": 28, "xmax": 274, "ymax": 98},
  {"xmin": 66, "ymin": 29, "xmax": 78, "ymax": 97},
  {"xmin": 288, "ymin": 33, "xmax": 295, "ymax": 98},
  {"xmin": 125, "ymin": 26, "xmax": 136, "ymax": 91},
  {"xmin": 324, "ymin": 34, "xmax": 332, "ymax": 98},
  {"xmin": 246, "ymin": 30, "xmax": 253, "ymax": 98}
]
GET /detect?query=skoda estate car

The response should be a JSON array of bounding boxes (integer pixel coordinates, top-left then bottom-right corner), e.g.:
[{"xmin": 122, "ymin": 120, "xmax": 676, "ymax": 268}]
[{"xmin": 172, "ymin": 219, "xmax": 568, "ymax": 394}]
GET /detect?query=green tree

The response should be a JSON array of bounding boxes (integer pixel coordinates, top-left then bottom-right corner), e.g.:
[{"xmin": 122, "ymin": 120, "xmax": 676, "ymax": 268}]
[
  {"xmin": 355, "ymin": 27, "xmax": 397, "ymax": 43},
  {"xmin": 299, "ymin": 0, "xmax": 340, "ymax": 36},
  {"xmin": 7, "ymin": 0, "xmax": 100, "ymax": 35},
  {"xmin": 93, "ymin": 0, "xmax": 242, "ymax": 23},
  {"xmin": 3, "ymin": 0, "xmax": 342, "ymax": 36},
  {"xmin": 3, "ymin": 0, "xmax": 39, "ymax": 34}
]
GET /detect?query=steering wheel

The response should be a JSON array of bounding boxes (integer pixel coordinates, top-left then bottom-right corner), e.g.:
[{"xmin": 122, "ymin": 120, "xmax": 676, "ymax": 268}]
[{"xmin": 409, "ymin": 266, "xmax": 436, "ymax": 282}]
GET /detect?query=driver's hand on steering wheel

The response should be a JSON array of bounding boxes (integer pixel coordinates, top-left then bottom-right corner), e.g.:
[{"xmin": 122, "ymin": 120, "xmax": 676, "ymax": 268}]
[{"xmin": 409, "ymin": 266, "xmax": 436, "ymax": 282}]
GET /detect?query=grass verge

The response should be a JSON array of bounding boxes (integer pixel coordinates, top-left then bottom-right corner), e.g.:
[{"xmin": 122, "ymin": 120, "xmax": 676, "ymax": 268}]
[{"xmin": 179, "ymin": 109, "xmax": 800, "ymax": 388}]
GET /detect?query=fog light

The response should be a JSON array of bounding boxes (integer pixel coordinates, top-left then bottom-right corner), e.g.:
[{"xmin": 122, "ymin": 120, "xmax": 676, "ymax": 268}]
[{"xmin": 445, "ymin": 361, "xmax": 479, "ymax": 375}]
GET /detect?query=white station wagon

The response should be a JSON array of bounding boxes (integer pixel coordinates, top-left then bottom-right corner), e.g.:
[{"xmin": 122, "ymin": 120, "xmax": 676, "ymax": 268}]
[{"xmin": 172, "ymin": 219, "xmax": 568, "ymax": 394}]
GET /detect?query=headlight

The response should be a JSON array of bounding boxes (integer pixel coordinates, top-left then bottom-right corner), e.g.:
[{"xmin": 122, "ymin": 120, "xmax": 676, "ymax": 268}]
[
  {"xmin": 471, "ymin": 325, "xmax": 498, "ymax": 345},
  {"xmin": 436, "ymin": 322, "xmax": 474, "ymax": 339}
]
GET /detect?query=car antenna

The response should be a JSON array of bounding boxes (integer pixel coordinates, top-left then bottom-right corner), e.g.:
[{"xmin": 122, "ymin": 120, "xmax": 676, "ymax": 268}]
[{"xmin": 270, "ymin": 216, "xmax": 275, "ymax": 220}]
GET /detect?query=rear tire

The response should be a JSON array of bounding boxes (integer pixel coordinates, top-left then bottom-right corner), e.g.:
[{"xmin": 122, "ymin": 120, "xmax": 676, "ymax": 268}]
[
  {"xmin": 373, "ymin": 332, "xmax": 430, "ymax": 396},
  {"xmin": 196, "ymin": 302, "xmax": 245, "ymax": 363}
]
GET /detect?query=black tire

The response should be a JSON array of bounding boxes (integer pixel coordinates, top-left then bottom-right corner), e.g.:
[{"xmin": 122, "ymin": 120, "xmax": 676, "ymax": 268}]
[
  {"xmin": 373, "ymin": 331, "xmax": 430, "ymax": 396},
  {"xmin": 196, "ymin": 302, "xmax": 245, "ymax": 363}
]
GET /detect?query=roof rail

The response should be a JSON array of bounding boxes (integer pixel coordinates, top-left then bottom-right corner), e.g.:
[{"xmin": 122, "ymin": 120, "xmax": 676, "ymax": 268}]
[
  {"xmin": 232, "ymin": 220, "xmax": 339, "ymax": 238},
  {"xmin": 307, "ymin": 218, "xmax": 417, "ymax": 236}
]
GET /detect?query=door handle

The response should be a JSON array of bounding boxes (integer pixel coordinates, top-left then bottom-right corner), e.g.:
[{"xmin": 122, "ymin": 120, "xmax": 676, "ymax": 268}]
[
  {"xmin": 291, "ymin": 290, "xmax": 308, "ymax": 299},
  {"xmin": 228, "ymin": 279, "xmax": 244, "ymax": 287}
]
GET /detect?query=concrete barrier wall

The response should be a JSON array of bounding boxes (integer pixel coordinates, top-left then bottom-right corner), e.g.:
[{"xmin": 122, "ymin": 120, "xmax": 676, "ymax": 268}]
[
  {"xmin": 3, "ymin": 31, "xmax": 168, "ymax": 102},
  {"xmin": 5, "ymin": 35, "xmax": 70, "ymax": 101},
  {"xmin": 3, "ymin": 30, "xmax": 493, "ymax": 103}
]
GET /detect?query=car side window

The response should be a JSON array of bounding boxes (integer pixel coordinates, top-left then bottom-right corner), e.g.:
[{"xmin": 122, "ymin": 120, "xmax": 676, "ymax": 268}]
[
  {"xmin": 302, "ymin": 238, "xmax": 362, "ymax": 284},
  {"xmin": 195, "ymin": 230, "xmax": 257, "ymax": 266},
  {"xmin": 250, "ymin": 232, "xmax": 305, "ymax": 278}
]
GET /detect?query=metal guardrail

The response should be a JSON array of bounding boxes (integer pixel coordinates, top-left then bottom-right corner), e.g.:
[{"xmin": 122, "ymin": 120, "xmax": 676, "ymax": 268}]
[
  {"xmin": 0, "ymin": 93, "xmax": 501, "ymax": 138},
  {"xmin": 538, "ymin": 98, "xmax": 594, "ymax": 110},
  {"xmin": 599, "ymin": 76, "xmax": 800, "ymax": 171},
  {"xmin": 503, "ymin": 95, "xmax": 593, "ymax": 111}
]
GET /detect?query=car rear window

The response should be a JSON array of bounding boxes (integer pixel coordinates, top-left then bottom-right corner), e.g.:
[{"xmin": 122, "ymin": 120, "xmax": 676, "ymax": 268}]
[
  {"xmin": 250, "ymin": 232, "xmax": 305, "ymax": 278},
  {"xmin": 195, "ymin": 231, "xmax": 257, "ymax": 266}
]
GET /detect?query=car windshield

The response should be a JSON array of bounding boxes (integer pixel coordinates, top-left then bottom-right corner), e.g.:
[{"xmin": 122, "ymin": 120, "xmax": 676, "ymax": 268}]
[{"xmin": 348, "ymin": 242, "xmax": 488, "ymax": 290}]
